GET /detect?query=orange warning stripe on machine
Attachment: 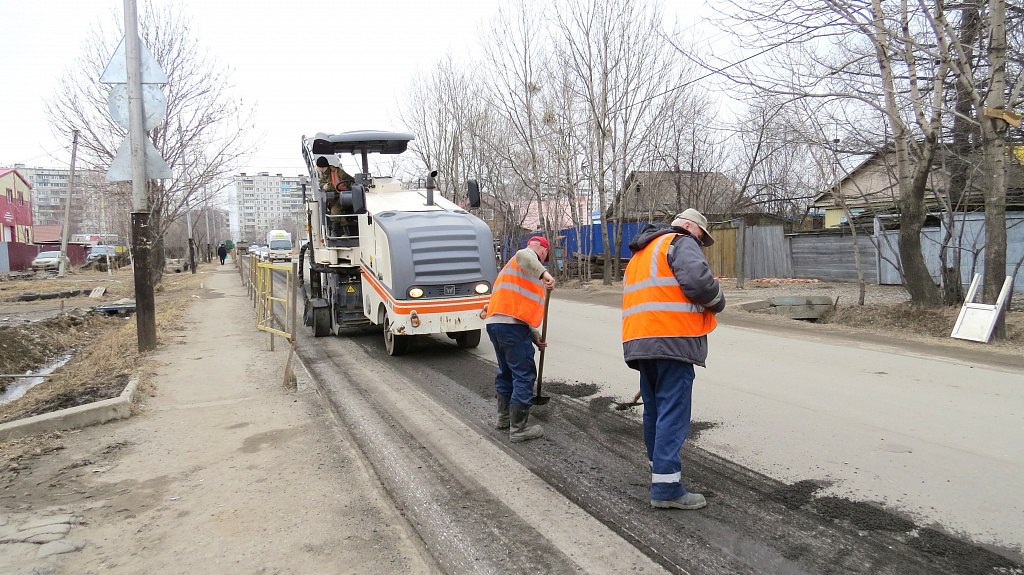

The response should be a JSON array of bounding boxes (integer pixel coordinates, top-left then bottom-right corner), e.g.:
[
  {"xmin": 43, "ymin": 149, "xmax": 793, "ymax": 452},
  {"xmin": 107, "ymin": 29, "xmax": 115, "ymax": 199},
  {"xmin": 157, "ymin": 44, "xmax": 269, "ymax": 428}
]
[{"xmin": 361, "ymin": 266, "xmax": 490, "ymax": 315}]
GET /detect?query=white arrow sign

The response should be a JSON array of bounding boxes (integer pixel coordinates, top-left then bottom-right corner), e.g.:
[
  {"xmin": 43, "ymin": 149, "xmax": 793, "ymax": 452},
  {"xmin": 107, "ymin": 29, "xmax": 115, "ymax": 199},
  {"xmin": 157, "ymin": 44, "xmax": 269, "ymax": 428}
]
[
  {"xmin": 101, "ymin": 35, "xmax": 172, "ymax": 182},
  {"xmin": 106, "ymin": 137, "xmax": 172, "ymax": 182},
  {"xmin": 99, "ymin": 37, "xmax": 168, "ymax": 85}
]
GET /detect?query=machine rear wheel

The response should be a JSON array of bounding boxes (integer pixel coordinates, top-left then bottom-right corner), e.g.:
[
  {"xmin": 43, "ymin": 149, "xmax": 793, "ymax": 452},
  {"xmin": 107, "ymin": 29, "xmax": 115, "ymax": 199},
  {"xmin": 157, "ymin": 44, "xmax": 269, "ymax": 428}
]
[
  {"xmin": 312, "ymin": 306, "xmax": 331, "ymax": 337},
  {"xmin": 383, "ymin": 311, "xmax": 411, "ymax": 356},
  {"xmin": 454, "ymin": 329, "xmax": 481, "ymax": 349}
]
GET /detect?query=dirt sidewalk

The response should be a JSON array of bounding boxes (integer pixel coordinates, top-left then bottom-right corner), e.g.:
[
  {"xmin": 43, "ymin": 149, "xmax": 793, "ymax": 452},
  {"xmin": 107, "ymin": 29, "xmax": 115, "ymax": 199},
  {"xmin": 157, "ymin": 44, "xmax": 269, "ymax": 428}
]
[{"xmin": 0, "ymin": 265, "xmax": 436, "ymax": 575}]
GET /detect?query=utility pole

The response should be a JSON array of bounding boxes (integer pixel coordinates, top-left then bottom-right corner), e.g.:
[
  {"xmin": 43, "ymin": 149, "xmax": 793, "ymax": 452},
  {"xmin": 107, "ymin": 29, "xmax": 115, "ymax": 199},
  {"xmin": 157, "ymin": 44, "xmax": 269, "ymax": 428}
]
[
  {"xmin": 186, "ymin": 206, "xmax": 196, "ymax": 274},
  {"xmin": 125, "ymin": 0, "xmax": 157, "ymax": 350},
  {"xmin": 58, "ymin": 130, "xmax": 79, "ymax": 277},
  {"xmin": 204, "ymin": 203, "xmax": 212, "ymax": 262}
]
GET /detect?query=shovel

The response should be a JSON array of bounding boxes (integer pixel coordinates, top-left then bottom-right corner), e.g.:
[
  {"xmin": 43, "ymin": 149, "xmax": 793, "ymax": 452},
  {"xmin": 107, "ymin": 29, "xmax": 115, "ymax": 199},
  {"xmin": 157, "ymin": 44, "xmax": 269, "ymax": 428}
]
[
  {"xmin": 532, "ymin": 288, "xmax": 553, "ymax": 406},
  {"xmin": 612, "ymin": 391, "xmax": 643, "ymax": 411}
]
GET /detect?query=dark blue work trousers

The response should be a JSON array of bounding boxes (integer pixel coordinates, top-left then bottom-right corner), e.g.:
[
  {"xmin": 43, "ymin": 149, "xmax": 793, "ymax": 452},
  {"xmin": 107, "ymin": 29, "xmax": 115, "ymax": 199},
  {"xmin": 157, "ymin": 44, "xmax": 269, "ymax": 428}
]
[
  {"xmin": 637, "ymin": 358, "xmax": 695, "ymax": 501},
  {"xmin": 486, "ymin": 323, "xmax": 537, "ymax": 406}
]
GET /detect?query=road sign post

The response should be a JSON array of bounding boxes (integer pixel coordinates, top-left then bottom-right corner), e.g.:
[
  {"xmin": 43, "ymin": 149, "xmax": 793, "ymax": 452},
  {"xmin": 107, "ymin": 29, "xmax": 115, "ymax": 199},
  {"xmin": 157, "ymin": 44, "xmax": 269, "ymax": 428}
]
[{"xmin": 101, "ymin": 0, "xmax": 170, "ymax": 352}]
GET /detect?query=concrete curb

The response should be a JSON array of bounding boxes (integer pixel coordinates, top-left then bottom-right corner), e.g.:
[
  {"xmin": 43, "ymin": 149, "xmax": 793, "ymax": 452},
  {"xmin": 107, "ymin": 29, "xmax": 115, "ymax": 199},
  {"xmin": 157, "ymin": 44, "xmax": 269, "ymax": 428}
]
[{"xmin": 0, "ymin": 378, "xmax": 140, "ymax": 441}]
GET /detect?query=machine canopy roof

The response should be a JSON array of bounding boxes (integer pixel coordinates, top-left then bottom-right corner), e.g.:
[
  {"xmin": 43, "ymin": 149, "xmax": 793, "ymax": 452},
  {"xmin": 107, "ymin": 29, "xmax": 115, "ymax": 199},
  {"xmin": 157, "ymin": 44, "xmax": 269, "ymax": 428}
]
[{"xmin": 309, "ymin": 131, "xmax": 415, "ymax": 155}]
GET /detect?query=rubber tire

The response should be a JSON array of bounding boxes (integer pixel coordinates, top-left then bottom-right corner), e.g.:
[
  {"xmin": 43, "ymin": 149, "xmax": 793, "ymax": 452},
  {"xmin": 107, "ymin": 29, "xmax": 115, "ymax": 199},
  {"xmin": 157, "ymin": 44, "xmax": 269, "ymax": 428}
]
[
  {"xmin": 312, "ymin": 305, "xmax": 331, "ymax": 337},
  {"xmin": 383, "ymin": 311, "xmax": 410, "ymax": 356},
  {"xmin": 454, "ymin": 329, "xmax": 482, "ymax": 349},
  {"xmin": 18, "ymin": 292, "xmax": 40, "ymax": 302},
  {"xmin": 38, "ymin": 292, "xmax": 59, "ymax": 300}
]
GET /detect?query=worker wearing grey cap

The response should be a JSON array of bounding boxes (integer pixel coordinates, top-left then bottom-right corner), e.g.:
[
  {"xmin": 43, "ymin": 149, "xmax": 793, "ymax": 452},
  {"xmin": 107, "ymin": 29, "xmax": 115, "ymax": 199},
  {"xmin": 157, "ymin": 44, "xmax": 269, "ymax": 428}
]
[{"xmin": 621, "ymin": 208, "xmax": 725, "ymax": 510}]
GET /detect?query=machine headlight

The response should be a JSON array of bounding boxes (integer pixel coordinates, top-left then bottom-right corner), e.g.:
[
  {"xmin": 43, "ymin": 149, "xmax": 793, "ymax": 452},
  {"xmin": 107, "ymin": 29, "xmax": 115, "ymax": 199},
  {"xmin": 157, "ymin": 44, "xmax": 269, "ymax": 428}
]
[
  {"xmin": 474, "ymin": 282, "xmax": 490, "ymax": 295},
  {"xmin": 408, "ymin": 287, "xmax": 424, "ymax": 299}
]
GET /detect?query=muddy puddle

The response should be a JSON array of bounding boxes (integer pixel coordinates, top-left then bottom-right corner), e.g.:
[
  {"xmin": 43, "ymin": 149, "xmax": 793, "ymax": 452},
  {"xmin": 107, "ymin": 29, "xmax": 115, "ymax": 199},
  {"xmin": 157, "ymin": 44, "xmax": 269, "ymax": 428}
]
[{"xmin": 0, "ymin": 352, "xmax": 74, "ymax": 404}]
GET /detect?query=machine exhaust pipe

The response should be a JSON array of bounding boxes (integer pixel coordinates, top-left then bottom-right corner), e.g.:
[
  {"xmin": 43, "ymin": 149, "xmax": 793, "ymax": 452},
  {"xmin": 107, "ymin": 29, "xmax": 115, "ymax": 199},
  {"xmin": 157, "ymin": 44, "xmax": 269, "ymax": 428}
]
[{"xmin": 425, "ymin": 170, "xmax": 438, "ymax": 206}]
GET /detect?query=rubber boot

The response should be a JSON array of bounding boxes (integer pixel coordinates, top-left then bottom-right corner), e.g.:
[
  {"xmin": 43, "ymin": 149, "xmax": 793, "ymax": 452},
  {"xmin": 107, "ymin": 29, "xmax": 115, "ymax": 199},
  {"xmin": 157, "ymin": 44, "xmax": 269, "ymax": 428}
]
[
  {"xmin": 650, "ymin": 492, "xmax": 707, "ymax": 510},
  {"xmin": 495, "ymin": 395, "xmax": 511, "ymax": 430},
  {"xmin": 509, "ymin": 403, "xmax": 543, "ymax": 443}
]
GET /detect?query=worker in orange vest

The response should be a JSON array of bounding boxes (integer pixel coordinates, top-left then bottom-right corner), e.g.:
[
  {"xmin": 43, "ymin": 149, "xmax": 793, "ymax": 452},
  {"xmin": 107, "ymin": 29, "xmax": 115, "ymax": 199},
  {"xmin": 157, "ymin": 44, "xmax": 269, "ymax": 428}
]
[
  {"xmin": 622, "ymin": 209, "xmax": 725, "ymax": 510},
  {"xmin": 485, "ymin": 236, "xmax": 556, "ymax": 443},
  {"xmin": 315, "ymin": 156, "xmax": 356, "ymax": 237}
]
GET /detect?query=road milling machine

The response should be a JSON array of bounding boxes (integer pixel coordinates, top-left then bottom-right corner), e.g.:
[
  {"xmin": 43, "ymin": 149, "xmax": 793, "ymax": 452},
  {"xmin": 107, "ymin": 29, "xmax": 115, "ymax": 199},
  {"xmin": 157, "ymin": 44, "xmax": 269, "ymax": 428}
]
[{"xmin": 299, "ymin": 130, "xmax": 497, "ymax": 355}]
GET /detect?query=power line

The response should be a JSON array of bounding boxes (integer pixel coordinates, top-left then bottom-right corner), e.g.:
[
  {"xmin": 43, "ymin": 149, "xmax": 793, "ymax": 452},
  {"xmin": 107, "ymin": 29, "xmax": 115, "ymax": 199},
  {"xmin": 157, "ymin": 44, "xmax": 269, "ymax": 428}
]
[{"xmin": 573, "ymin": 15, "xmax": 845, "ymax": 129}]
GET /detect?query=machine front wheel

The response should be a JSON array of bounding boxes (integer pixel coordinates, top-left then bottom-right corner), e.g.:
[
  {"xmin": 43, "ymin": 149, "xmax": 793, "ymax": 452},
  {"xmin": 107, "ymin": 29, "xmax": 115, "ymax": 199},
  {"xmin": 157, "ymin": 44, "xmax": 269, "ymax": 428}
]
[
  {"xmin": 312, "ymin": 305, "xmax": 332, "ymax": 337},
  {"xmin": 454, "ymin": 329, "xmax": 481, "ymax": 349},
  {"xmin": 383, "ymin": 311, "xmax": 411, "ymax": 356}
]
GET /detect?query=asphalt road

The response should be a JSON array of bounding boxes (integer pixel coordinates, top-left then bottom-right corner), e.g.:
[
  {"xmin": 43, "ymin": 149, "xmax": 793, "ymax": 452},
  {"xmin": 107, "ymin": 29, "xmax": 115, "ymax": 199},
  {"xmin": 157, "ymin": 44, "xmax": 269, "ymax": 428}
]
[{"xmin": 267, "ymin": 263, "xmax": 1023, "ymax": 574}]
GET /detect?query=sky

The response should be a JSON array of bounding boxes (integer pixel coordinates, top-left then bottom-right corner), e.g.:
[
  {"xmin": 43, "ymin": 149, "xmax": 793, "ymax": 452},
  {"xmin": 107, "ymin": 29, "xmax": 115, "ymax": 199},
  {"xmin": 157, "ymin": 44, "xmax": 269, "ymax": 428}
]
[{"xmin": 0, "ymin": 0, "xmax": 727, "ymax": 179}]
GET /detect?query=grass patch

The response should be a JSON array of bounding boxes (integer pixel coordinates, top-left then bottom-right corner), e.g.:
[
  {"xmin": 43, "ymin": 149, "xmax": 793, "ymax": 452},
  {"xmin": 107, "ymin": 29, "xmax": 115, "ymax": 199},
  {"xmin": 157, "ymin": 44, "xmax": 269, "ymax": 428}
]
[
  {"xmin": 821, "ymin": 303, "xmax": 1024, "ymax": 346},
  {"xmin": 0, "ymin": 272, "xmax": 201, "ymax": 425}
]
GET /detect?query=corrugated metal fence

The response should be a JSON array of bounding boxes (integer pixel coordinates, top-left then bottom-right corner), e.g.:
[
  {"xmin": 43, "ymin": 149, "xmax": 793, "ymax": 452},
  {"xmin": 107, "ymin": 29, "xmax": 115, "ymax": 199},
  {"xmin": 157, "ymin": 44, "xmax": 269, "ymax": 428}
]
[
  {"xmin": 548, "ymin": 215, "xmax": 1022, "ymax": 292},
  {"xmin": 876, "ymin": 213, "xmax": 1024, "ymax": 291}
]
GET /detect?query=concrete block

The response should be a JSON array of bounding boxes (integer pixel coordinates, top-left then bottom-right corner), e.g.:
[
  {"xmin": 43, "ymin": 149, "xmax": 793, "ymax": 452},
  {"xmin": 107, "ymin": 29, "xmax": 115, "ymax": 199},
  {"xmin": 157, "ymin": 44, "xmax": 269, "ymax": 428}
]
[
  {"xmin": 36, "ymin": 539, "xmax": 85, "ymax": 558},
  {"xmin": 738, "ymin": 300, "xmax": 772, "ymax": 311},
  {"xmin": 0, "ymin": 379, "xmax": 139, "ymax": 441},
  {"xmin": 768, "ymin": 295, "xmax": 834, "ymax": 306},
  {"xmin": 764, "ymin": 304, "xmax": 834, "ymax": 320},
  {"xmin": 17, "ymin": 515, "xmax": 74, "ymax": 532}
]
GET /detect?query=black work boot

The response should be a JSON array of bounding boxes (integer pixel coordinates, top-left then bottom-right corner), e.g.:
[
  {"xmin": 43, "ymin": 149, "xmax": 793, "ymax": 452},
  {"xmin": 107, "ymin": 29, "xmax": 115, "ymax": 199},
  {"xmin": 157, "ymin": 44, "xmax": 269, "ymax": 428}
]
[
  {"xmin": 495, "ymin": 395, "xmax": 511, "ymax": 430},
  {"xmin": 509, "ymin": 403, "xmax": 543, "ymax": 443}
]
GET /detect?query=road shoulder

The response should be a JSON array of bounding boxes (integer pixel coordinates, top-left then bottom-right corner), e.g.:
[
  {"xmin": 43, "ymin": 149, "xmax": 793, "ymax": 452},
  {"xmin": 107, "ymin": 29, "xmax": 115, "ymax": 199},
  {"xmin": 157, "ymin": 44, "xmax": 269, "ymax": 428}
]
[{"xmin": 0, "ymin": 266, "xmax": 436, "ymax": 574}]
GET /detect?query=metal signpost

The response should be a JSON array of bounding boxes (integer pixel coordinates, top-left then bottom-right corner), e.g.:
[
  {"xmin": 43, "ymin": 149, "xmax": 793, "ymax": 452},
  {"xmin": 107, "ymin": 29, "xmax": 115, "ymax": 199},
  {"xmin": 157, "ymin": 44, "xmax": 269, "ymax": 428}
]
[{"xmin": 101, "ymin": 0, "xmax": 172, "ymax": 352}]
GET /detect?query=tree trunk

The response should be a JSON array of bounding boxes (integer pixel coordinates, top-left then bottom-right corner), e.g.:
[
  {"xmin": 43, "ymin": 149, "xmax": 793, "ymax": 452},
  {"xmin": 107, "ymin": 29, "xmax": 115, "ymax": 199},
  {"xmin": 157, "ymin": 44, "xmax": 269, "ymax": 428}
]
[
  {"xmin": 941, "ymin": 5, "xmax": 981, "ymax": 306},
  {"xmin": 980, "ymin": 0, "xmax": 1009, "ymax": 339}
]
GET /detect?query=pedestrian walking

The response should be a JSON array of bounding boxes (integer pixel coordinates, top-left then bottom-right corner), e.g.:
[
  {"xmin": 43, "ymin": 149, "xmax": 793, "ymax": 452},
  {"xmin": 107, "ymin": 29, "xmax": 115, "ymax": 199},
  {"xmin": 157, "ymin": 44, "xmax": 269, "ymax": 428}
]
[
  {"xmin": 485, "ymin": 236, "xmax": 556, "ymax": 443},
  {"xmin": 621, "ymin": 209, "xmax": 725, "ymax": 510},
  {"xmin": 217, "ymin": 243, "xmax": 228, "ymax": 265}
]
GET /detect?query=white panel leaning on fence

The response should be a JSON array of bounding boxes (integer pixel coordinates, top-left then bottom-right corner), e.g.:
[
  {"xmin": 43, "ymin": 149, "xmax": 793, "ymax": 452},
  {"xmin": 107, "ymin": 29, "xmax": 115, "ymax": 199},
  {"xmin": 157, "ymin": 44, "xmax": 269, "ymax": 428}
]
[{"xmin": 950, "ymin": 274, "xmax": 1015, "ymax": 343}]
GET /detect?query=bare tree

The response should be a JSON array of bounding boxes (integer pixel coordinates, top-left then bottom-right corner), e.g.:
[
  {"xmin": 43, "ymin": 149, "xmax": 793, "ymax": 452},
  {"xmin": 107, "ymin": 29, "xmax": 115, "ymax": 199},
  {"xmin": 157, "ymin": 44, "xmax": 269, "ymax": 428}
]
[
  {"xmin": 46, "ymin": 2, "xmax": 253, "ymax": 283},
  {"xmin": 552, "ymin": 0, "xmax": 686, "ymax": 283},
  {"xmin": 927, "ymin": 0, "xmax": 1021, "ymax": 335}
]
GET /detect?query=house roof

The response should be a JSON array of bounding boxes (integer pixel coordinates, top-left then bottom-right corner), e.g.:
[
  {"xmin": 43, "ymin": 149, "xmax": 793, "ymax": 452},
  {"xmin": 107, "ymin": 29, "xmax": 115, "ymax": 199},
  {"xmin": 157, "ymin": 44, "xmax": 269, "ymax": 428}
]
[
  {"xmin": 0, "ymin": 168, "xmax": 32, "ymax": 189},
  {"xmin": 814, "ymin": 144, "xmax": 1024, "ymax": 210},
  {"xmin": 33, "ymin": 224, "xmax": 63, "ymax": 243}
]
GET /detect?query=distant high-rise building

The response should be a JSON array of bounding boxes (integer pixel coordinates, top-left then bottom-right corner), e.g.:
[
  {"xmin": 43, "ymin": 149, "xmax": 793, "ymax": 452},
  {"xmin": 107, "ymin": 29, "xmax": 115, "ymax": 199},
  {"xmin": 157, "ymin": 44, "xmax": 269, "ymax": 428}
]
[{"xmin": 232, "ymin": 172, "xmax": 305, "ymax": 243}]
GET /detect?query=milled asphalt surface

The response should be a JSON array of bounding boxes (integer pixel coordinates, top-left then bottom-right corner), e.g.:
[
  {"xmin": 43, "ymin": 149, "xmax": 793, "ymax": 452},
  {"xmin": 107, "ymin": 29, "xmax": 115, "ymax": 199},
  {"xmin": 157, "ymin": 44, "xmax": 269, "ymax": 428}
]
[{"xmin": 271, "ymin": 264, "xmax": 1024, "ymax": 573}]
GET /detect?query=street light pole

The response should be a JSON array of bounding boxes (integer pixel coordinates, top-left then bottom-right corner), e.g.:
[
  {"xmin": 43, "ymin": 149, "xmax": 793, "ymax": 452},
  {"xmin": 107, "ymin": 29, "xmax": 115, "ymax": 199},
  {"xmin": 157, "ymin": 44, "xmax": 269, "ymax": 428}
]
[{"xmin": 58, "ymin": 130, "xmax": 79, "ymax": 277}]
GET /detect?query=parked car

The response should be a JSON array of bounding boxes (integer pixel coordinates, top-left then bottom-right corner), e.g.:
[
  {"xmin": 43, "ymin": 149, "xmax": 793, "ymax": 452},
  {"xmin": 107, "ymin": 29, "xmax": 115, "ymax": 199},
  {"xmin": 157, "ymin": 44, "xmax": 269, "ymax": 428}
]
[
  {"xmin": 87, "ymin": 245, "xmax": 116, "ymax": 262},
  {"xmin": 31, "ymin": 251, "xmax": 70, "ymax": 271}
]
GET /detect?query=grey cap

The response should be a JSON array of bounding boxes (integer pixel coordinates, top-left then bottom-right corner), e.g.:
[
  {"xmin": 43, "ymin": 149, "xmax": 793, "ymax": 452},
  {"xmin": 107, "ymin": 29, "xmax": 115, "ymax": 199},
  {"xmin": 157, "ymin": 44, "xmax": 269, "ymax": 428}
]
[{"xmin": 671, "ymin": 208, "xmax": 714, "ymax": 246}]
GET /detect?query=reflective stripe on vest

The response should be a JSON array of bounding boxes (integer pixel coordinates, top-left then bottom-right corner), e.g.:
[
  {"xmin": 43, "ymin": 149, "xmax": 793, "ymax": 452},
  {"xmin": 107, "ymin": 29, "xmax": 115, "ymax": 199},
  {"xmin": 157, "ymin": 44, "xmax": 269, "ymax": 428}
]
[
  {"xmin": 487, "ymin": 255, "xmax": 546, "ymax": 327},
  {"xmin": 622, "ymin": 233, "xmax": 717, "ymax": 342}
]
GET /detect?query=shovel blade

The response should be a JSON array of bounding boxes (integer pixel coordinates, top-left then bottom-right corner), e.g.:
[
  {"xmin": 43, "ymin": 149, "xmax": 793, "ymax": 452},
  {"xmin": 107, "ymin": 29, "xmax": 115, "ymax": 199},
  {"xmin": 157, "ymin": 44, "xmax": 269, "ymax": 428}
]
[{"xmin": 532, "ymin": 395, "xmax": 550, "ymax": 406}]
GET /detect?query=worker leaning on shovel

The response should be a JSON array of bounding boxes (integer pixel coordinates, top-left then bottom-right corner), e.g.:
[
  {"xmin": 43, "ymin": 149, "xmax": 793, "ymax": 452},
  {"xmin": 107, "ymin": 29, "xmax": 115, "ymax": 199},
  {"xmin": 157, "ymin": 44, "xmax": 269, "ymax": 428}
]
[
  {"xmin": 484, "ymin": 236, "xmax": 556, "ymax": 443},
  {"xmin": 622, "ymin": 209, "xmax": 725, "ymax": 510}
]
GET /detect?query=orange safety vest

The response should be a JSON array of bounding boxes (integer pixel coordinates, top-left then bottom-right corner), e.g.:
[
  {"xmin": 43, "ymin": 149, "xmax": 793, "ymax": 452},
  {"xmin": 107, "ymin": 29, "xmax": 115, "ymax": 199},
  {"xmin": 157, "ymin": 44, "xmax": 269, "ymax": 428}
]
[
  {"xmin": 622, "ymin": 233, "xmax": 716, "ymax": 342},
  {"xmin": 330, "ymin": 169, "xmax": 350, "ymax": 191},
  {"xmin": 487, "ymin": 255, "xmax": 546, "ymax": 327}
]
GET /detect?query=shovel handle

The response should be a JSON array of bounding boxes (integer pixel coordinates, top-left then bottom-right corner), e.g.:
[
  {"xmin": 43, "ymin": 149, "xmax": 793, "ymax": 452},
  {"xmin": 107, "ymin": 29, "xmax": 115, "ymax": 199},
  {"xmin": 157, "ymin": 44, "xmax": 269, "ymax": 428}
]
[{"xmin": 535, "ymin": 288, "xmax": 552, "ymax": 397}]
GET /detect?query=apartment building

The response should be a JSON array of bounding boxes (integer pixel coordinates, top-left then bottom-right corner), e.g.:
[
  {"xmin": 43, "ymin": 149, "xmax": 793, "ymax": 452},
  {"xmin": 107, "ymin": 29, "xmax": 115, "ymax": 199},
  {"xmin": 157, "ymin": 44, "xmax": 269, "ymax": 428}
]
[
  {"xmin": 13, "ymin": 164, "xmax": 115, "ymax": 232},
  {"xmin": 232, "ymin": 172, "xmax": 306, "ymax": 243}
]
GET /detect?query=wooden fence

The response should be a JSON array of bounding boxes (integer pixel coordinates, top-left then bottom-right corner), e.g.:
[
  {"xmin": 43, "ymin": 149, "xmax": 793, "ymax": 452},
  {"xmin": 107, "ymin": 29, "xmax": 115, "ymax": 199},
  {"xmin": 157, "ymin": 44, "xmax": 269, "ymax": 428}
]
[{"xmin": 704, "ymin": 227, "xmax": 736, "ymax": 278}]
